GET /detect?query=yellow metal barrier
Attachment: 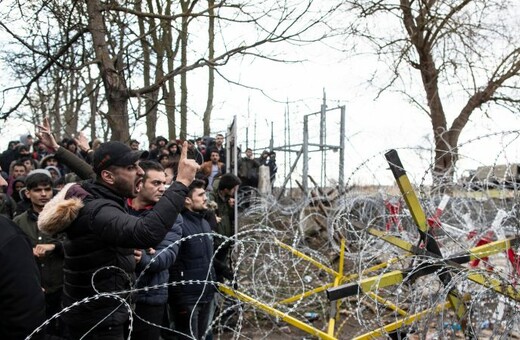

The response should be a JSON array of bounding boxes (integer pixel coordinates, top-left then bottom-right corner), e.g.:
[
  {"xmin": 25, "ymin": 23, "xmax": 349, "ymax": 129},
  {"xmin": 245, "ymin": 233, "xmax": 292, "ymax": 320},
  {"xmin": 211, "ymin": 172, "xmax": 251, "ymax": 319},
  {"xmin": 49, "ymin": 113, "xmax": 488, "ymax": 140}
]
[
  {"xmin": 219, "ymin": 284, "xmax": 337, "ymax": 340},
  {"xmin": 353, "ymin": 301, "xmax": 452, "ymax": 340}
]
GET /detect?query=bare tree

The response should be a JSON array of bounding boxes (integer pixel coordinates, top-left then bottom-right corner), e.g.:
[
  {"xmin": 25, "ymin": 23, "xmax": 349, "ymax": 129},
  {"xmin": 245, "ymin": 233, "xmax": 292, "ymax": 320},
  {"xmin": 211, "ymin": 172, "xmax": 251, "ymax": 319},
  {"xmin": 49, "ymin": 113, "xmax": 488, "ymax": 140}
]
[
  {"xmin": 203, "ymin": 0, "xmax": 215, "ymax": 136},
  {"xmin": 343, "ymin": 0, "xmax": 520, "ymax": 186},
  {"xmin": 0, "ymin": 0, "xmax": 340, "ymax": 142}
]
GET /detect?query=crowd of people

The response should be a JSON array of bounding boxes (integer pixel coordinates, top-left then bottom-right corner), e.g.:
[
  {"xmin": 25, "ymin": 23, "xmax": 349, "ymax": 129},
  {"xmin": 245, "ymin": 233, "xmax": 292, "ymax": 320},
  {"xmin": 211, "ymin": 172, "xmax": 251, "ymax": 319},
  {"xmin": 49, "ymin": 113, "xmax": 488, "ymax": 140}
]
[{"xmin": 0, "ymin": 121, "xmax": 278, "ymax": 340}]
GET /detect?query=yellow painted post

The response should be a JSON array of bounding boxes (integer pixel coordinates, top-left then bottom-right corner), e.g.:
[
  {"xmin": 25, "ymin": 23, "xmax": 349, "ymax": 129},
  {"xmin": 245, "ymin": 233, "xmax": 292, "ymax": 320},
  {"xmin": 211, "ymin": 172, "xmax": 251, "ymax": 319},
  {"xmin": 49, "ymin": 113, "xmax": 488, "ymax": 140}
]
[
  {"xmin": 327, "ymin": 239, "xmax": 345, "ymax": 336},
  {"xmin": 219, "ymin": 284, "xmax": 337, "ymax": 340},
  {"xmin": 366, "ymin": 292, "xmax": 408, "ymax": 317},
  {"xmin": 274, "ymin": 239, "xmax": 339, "ymax": 276},
  {"xmin": 384, "ymin": 149, "xmax": 470, "ymax": 335},
  {"xmin": 353, "ymin": 301, "xmax": 452, "ymax": 340}
]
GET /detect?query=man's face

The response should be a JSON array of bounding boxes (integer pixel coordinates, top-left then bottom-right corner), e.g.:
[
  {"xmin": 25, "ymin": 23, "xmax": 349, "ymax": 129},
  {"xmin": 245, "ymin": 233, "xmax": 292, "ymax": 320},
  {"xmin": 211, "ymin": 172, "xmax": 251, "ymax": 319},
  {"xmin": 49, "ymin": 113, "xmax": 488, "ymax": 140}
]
[
  {"xmin": 67, "ymin": 143, "xmax": 77, "ymax": 153},
  {"xmin": 25, "ymin": 184, "xmax": 53, "ymax": 210},
  {"xmin": 12, "ymin": 165, "xmax": 26, "ymax": 178},
  {"xmin": 26, "ymin": 137, "xmax": 34, "ymax": 146},
  {"xmin": 109, "ymin": 163, "xmax": 144, "ymax": 198},
  {"xmin": 138, "ymin": 170, "xmax": 166, "ymax": 205},
  {"xmin": 210, "ymin": 152, "xmax": 220, "ymax": 164},
  {"xmin": 130, "ymin": 142, "xmax": 139, "ymax": 151},
  {"xmin": 215, "ymin": 135, "xmax": 224, "ymax": 147},
  {"xmin": 188, "ymin": 142, "xmax": 195, "ymax": 150},
  {"xmin": 48, "ymin": 169, "xmax": 60, "ymax": 181},
  {"xmin": 158, "ymin": 140, "xmax": 166, "ymax": 148},
  {"xmin": 14, "ymin": 181, "xmax": 25, "ymax": 192},
  {"xmin": 245, "ymin": 149, "xmax": 253, "ymax": 159},
  {"xmin": 23, "ymin": 159, "xmax": 33, "ymax": 171},
  {"xmin": 186, "ymin": 187, "xmax": 207, "ymax": 212},
  {"xmin": 45, "ymin": 158, "xmax": 58, "ymax": 167}
]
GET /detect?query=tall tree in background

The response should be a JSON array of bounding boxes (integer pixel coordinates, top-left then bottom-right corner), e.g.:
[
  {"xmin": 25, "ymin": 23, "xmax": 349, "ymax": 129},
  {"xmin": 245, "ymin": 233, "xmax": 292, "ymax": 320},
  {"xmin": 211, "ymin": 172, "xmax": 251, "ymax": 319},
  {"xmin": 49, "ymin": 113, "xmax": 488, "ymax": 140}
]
[
  {"xmin": 179, "ymin": 0, "xmax": 192, "ymax": 141},
  {"xmin": 203, "ymin": 0, "xmax": 215, "ymax": 136},
  {"xmin": 344, "ymin": 0, "xmax": 520, "ymax": 186}
]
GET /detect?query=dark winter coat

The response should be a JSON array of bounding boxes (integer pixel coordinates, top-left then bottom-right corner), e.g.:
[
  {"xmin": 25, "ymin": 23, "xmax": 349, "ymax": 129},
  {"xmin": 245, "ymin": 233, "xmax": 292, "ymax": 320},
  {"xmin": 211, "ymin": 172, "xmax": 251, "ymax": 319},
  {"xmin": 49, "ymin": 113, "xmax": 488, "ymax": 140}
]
[
  {"xmin": 238, "ymin": 157, "xmax": 259, "ymax": 187},
  {"xmin": 208, "ymin": 184, "xmax": 235, "ymax": 281},
  {"xmin": 38, "ymin": 180, "xmax": 188, "ymax": 330},
  {"xmin": 13, "ymin": 208, "xmax": 64, "ymax": 294},
  {"xmin": 168, "ymin": 210, "xmax": 216, "ymax": 306},
  {"xmin": 134, "ymin": 214, "xmax": 182, "ymax": 306},
  {"xmin": 0, "ymin": 216, "xmax": 45, "ymax": 340}
]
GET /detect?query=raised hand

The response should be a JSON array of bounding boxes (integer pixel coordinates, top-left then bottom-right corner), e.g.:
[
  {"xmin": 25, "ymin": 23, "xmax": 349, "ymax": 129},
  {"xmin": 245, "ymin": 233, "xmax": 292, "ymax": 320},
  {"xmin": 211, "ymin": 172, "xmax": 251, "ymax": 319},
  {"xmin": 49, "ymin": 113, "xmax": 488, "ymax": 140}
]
[
  {"xmin": 35, "ymin": 117, "xmax": 60, "ymax": 153},
  {"xmin": 175, "ymin": 141, "xmax": 199, "ymax": 187},
  {"xmin": 74, "ymin": 131, "xmax": 90, "ymax": 153}
]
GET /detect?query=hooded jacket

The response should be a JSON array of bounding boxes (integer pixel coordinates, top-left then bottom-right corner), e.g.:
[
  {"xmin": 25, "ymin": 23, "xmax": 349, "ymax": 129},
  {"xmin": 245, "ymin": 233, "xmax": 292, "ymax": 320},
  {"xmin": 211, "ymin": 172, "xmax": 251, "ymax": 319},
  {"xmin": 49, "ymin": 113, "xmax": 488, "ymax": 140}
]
[{"xmin": 38, "ymin": 179, "xmax": 188, "ymax": 330}]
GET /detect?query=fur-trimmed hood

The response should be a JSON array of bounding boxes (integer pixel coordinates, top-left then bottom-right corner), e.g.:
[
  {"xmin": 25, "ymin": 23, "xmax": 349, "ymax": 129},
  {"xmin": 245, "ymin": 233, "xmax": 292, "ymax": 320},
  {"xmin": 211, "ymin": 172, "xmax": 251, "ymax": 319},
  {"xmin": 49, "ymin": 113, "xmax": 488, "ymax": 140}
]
[{"xmin": 38, "ymin": 182, "xmax": 89, "ymax": 235}]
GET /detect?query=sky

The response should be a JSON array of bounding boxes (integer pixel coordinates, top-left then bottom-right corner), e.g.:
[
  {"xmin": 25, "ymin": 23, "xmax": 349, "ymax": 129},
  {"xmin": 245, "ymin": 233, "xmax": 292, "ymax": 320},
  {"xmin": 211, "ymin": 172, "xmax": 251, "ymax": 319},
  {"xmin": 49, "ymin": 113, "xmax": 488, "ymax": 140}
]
[{"xmin": 1, "ymin": 3, "xmax": 519, "ymax": 188}]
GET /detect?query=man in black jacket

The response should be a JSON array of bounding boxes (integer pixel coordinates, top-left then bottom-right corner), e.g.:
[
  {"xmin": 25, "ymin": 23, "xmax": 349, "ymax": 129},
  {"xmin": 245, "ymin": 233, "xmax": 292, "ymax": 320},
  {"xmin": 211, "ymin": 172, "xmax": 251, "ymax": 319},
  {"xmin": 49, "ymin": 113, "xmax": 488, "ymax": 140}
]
[
  {"xmin": 168, "ymin": 179, "xmax": 216, "ymax": 340},
  {"xmin": 37, "ymin": 131, "xmax": 199, "ymax": 339},
  {"xmin": 0, "ymin": 213, "xmax": 46, "ymax": 339}
]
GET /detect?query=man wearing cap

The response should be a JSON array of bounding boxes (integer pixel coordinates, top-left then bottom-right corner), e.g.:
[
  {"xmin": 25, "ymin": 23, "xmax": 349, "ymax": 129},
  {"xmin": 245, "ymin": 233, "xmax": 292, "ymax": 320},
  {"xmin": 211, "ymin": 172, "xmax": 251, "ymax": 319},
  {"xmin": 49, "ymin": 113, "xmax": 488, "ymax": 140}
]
[
  {"xmin": 14, "ymin": 169, "xmax": 64, "ymax": 337},
  {"xmin": 36, "ymin": 119, "xmax": 199, "ymax": 339}
]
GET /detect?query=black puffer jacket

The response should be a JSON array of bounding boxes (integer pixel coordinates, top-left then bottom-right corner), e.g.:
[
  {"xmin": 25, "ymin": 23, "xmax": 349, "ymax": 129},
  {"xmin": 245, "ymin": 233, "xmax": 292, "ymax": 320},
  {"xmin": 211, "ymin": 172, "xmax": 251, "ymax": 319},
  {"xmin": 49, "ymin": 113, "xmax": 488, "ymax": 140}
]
[
  {"xmin": 169, "ymin": 210, "xmax": 216, "ymax": 306},
  {"xmin": 38, "ymin": 180, "xmax": 188, "ymax": 330},
  {"xmin": 0, "ymin": 216, "xmax": 45, "ymax": 340}
]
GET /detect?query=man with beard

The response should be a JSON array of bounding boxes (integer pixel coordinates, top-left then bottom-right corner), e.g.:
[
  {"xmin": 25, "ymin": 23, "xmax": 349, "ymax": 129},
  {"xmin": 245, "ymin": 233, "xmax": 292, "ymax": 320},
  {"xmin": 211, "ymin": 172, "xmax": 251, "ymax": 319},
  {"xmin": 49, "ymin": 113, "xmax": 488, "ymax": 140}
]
[
  {"xmin": 168, "ymin": 179, "xmax": 216, "ymax": 340},
  {"xmin": 36, "ymin": 119, "xmax": 199, "ymax": 339},
  {"xmin": 14, "ymin": 169, "xmax": 63, "ymax": 337},
  {"xmin": 127, "ymin": 160, "xmax": 181, "ymax": 340},
  {"xmin": 199, "ymin": 149, "xmax": 225, "ymax": 190}
]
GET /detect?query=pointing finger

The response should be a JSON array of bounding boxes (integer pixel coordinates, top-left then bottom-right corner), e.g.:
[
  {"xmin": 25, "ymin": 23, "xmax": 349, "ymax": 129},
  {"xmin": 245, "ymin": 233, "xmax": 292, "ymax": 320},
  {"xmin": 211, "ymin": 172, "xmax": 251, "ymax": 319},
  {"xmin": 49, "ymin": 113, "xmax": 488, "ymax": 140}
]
[
  {"xmin": 180, "ymin": 141, "xmax": 188, "ymax": 161},
  {"xmin": 44, "ymin": 117, "xmax": 49, "ymax": 128}
]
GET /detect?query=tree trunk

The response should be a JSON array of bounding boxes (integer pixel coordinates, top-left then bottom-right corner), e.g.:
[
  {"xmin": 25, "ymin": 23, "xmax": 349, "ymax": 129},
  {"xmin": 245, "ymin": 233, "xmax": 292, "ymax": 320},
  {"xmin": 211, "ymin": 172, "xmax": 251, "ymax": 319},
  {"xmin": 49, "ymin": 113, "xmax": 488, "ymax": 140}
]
[
  {"xmin": 165, "ymin": 0, "xmax": 177, "ymax": 141},
  {"xmin": 179, "ymin": 0, "xmax": 190, "ymax": 140},
  {"xmin": 86, "ymin": 0, "xmax": 130, "ymax": 142},
  {"xmin": 137, "ymin": 0, "xmax": 158, "ymax": 145},
  {"xmin": 203, "ymin": 0, "xmax": 215, "ymax": 136}
]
